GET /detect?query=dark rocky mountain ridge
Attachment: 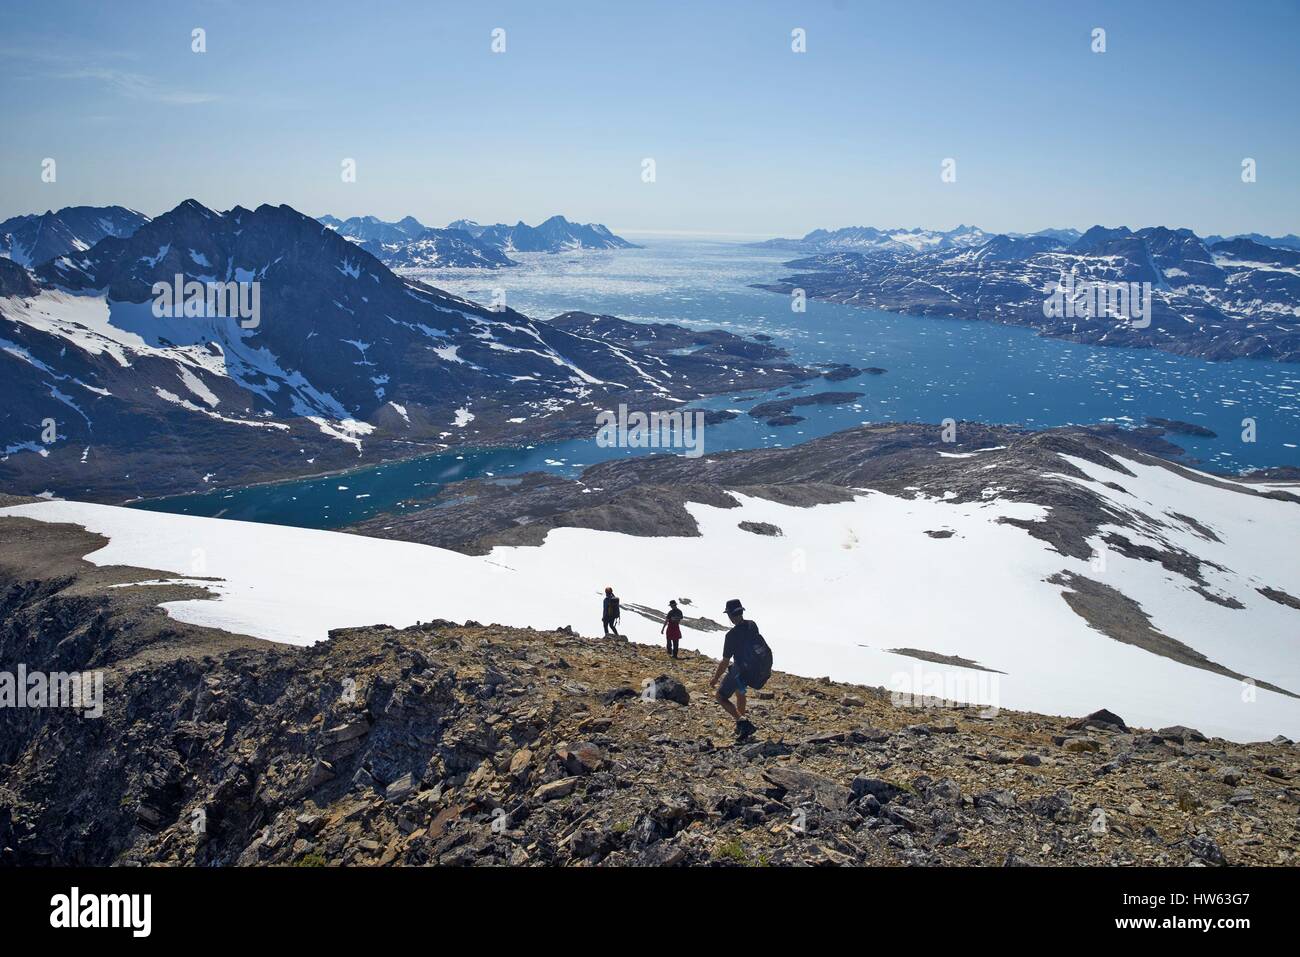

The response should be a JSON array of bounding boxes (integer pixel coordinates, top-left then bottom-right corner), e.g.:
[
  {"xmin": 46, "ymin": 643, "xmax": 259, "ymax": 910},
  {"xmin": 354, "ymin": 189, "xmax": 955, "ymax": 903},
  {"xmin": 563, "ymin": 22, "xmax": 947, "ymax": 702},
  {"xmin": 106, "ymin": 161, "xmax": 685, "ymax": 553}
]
[
  {"xmin": 0, "ymin": 201, "xmax": 809, "ymax": 502},
  {"xmin": 0, "ymin": 205, "xmax": 149, "ymax": 268}
]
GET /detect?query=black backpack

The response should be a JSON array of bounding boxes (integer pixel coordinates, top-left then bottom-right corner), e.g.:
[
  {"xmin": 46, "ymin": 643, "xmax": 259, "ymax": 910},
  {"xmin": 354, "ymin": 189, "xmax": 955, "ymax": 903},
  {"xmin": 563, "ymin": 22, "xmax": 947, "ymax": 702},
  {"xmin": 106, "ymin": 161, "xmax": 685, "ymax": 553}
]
[{"xmin": 734, "ymin": 621, "xmax": 773, "ymax": 689}]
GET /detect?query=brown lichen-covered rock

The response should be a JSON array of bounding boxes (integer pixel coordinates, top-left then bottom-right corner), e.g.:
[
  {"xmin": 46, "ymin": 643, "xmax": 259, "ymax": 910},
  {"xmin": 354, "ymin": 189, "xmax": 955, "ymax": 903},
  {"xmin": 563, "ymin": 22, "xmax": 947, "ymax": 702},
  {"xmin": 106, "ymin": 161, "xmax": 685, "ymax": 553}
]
[{"xmin": 1, "ymin": 525, "xmax": 1297, "ymax": 868}]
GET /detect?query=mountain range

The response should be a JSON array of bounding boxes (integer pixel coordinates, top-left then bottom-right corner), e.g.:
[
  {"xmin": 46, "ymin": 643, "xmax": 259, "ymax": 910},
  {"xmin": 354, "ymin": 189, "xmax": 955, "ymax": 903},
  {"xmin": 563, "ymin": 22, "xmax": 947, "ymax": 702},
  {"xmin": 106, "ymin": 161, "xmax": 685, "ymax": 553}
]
[
  {"xmin": 756, "ymin": 224, "xmax": 997, "ymax": 254},
  {"xmin": 318, "ymin": 213, "xmax": 639, "ymax": 269},
  {"xmin": 317, "ymin": 214, "xmax": 515, "ymax": 268},
  {"xmin": 0, "ymin": 200, "xmax": 802, "ymax": 501},
  {"xmin": 0, "ymin": 206, "xmax": 149, "ymax": 267},
  {"xmin": 756, "ymin": 225, "xmax": 1300, "ymax": 362},
  {"xmin": 0, "ymin": 206, "xmax": 638, "ymax": 274},
  {"xmin": 448, "ymin": 215, "xmax": 639, "ymax": 254},
  {"xmin": 757, "ymin": 224, "xmax": 1300, "ymax": 257}
]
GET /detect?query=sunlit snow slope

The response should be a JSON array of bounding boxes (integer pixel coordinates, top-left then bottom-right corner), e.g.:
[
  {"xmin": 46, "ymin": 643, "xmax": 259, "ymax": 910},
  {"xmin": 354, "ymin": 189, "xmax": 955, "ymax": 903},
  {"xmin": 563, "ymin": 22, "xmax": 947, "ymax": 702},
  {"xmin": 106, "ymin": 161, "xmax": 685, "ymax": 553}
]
[{"xmin": 3, "ymin": 455, "xmax": 1298, "ymax": 742}]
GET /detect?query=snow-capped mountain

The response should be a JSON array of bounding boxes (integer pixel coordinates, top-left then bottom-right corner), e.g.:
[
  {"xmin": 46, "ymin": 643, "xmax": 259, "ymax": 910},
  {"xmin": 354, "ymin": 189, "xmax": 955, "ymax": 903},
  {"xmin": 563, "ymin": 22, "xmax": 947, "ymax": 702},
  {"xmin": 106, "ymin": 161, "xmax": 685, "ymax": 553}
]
[
  {"xmin": 0, "ymin": 200, "xmax": 803, "ymax": 501},
  {"xmin": 319, "ymin": 214, "xmax": 515, "ymax": 268},
  {"xmin": 5, "ymin": 424, "xmax": 1297, "ymax": 741},
  {"xmin": 453, "ymin": 215, "xmax": 639, "ymax": 253},
  {"xmin": 758, "ymin": 225, "xmax": 1300, "ymax": 362},
  {"xmin": 756, "ymin": 224, "xmax": 991, "ymax": 255},
  {"xmin": 0, "ymin": 205, "xmax": 149, "ymax": 268},
  {"xmin": 1017, "ymin": 227, "xmax": 1083, "ymax": 244},
  {"xmin": 758, "ymin": 225, "xmax": 1091, "ymax": 255}
]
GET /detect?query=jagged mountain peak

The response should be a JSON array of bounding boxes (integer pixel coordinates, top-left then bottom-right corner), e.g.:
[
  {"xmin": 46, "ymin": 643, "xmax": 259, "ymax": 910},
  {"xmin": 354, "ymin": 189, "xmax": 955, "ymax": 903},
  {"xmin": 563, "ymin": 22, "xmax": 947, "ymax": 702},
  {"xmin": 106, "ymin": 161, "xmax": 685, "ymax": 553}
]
[
  {"xmin": 0, "ymin": 199, "xmax": 800, "ymax": 501},
  {"xmin": 0, "ymin": 204, "xmax": 151, "ymax": 268},
  {"xmin": 316, "ymin": 211, "xmax": 516, "ymax": 269}
]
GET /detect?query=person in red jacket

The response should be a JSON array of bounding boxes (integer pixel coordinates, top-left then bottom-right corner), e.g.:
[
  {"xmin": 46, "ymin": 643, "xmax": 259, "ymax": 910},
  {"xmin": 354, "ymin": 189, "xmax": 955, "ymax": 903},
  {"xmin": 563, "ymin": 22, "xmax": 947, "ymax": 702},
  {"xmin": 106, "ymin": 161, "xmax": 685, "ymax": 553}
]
[{"xmin": 660, "ymin": 599, "xmax": 684, "ymax": 658}]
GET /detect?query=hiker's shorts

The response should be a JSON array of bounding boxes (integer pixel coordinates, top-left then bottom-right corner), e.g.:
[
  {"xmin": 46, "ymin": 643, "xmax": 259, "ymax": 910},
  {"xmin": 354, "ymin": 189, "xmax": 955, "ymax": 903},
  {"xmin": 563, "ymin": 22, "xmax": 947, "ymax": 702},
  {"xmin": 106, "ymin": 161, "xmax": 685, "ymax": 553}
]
[{"xmin": 718, "ymin": 666, "xmax": 747, "ymax": 700}]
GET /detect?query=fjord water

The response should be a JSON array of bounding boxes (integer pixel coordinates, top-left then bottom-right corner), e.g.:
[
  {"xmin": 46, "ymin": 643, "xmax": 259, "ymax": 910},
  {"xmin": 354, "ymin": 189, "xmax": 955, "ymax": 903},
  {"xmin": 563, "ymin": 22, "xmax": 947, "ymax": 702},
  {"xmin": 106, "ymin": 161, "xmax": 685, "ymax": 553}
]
[{"xmin": 137, "ymin": 237, "xmax": 1300, "ymax": 529}]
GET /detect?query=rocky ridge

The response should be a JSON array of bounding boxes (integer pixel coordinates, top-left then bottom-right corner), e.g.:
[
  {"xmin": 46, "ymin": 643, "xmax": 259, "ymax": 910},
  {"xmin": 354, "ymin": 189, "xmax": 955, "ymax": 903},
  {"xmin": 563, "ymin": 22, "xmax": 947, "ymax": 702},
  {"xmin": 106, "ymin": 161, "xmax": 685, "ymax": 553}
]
[{"xmin": 1, "ymin": 514, "xmax": 1297, "ymax": 867}]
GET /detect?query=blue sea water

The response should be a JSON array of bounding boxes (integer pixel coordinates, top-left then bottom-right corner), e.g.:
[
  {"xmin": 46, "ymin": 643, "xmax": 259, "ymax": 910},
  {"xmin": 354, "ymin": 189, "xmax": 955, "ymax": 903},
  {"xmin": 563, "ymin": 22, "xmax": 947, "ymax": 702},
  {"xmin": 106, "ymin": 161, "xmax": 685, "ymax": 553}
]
[{"xmin": 135, "ymin": 236, "xmax": 1300, "ymax": 529}]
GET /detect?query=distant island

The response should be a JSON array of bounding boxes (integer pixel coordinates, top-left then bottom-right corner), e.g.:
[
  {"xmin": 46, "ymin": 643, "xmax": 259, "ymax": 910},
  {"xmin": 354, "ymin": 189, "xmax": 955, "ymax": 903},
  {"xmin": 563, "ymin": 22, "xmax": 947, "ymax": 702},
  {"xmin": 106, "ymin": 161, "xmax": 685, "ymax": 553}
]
[{"xmin": 754, "ymin": 224, "xmax": 1300, "ymax": 362}]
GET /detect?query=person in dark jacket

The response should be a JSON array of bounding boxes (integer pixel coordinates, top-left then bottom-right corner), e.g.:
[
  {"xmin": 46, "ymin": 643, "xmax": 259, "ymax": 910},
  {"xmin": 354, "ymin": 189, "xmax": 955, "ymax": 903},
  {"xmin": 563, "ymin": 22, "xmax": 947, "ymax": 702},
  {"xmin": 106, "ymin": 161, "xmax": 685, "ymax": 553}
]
[
  {"xmin": 660, "ymin": 599, "xmax": 684, "ymax": 658},
  {"xmin": 601, "ymin": 587, "xmax": 621, "ymax": 636},
  {"xmin": 710, "ymin": 598, "xmax": 758, "ymax": 739}
]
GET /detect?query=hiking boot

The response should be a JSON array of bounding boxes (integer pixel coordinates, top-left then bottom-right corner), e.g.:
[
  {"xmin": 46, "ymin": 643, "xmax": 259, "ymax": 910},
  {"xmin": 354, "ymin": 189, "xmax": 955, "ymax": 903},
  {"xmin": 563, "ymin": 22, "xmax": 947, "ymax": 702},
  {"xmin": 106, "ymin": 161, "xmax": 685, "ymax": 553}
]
[{"xmin": 734, "ymin": 719, "xmax": 756, "ymax": 741}]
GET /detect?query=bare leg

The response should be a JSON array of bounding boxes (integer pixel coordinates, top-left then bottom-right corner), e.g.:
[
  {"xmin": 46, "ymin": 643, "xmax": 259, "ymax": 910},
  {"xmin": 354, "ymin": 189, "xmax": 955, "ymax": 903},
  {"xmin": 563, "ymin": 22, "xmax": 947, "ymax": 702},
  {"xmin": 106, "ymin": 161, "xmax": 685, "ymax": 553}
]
[
  {"xmin": 735, "ymin": 691, "xmax": 747, "ymax": 718},
  {"xmin": 716, "ymin": 690, "xmax": 740, "ymax": 721}
]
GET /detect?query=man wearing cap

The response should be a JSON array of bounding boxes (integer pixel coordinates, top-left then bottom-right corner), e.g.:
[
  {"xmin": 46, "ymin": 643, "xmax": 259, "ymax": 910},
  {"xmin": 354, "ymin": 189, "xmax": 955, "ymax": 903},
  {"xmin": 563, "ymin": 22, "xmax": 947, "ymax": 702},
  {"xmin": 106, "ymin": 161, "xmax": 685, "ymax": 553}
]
[
  {"xmin": 602, "ymin": 586, "xmax": 620, "ymax": 637},
  {"xmin": 710, "ymin": 598, "xmax": 758, "ymax": 740}
]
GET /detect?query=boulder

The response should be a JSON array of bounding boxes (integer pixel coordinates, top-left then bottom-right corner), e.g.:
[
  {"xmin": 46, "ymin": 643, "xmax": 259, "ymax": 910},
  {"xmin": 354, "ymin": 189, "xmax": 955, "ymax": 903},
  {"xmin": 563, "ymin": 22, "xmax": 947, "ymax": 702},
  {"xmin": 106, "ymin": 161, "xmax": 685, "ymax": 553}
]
[
  {"xmin": 928, "ymin": 778, "xmax": 962, "ymax": 804},
  {"xmin": 321, "ymin": 716, "xmax": 371, "ymax": 745},
  {"xmin": 636, "ymin": 843, "xmax": 686, "ymax": 867},
  {"xmin": 508, "ymin": 748, "xmax": 533, "ymax": 778},
  {"xmin": 600, "ymin": 687, "xmax": 639, "ymax": 706},
  {"xmin": 556, "ymin": 742, "xmax": 604, "ymax": 775},
  {"xmin": 1157, "ymin": 725, "xmax": 1208, "ymax": 744},
  {"xmin": 566, "ymin": 829, "xmax": 607, "ymax": 859},
  {"xmin": 1218, "ymin": 767, "xmax": 1244, "ymax": 786},
  {"xmin": 1066, "ymin": 709, "xmax": 1129, "ymax": 733},
  {"xmin": 384, "ymin": 772, "xmax": 416, "ymax": 803},
  {"xmin": 974, "ymin": 789, "xmax": 1017, "ymax": 810},
  {"xmin": 740, "ymin": 740, "xmax": 793, "ymax": 760},
  {"xmin": 1188, "ymin": 833, "xmax": 1225, "ymax": 866},
  {"xmin": 534, "ymin": 777, "xmax": 579, "ymax": 802},
  {"xmin": 884, "ymin": 806, "xmax": 918, "ymax": 831},
  {"xmin": 850, "ymin": 776, "xmax": 903, "ymax": 804},
  {"xmin": 306, "ymin": 759, "xmax": 336, "ymax": 790},
  {"xmin": 648, "ymin": 675, "xmax": 690, "ymax": 706},
  {"xmin": 763, "ymin": 766, "xmax": 852, "ymax": 810}
]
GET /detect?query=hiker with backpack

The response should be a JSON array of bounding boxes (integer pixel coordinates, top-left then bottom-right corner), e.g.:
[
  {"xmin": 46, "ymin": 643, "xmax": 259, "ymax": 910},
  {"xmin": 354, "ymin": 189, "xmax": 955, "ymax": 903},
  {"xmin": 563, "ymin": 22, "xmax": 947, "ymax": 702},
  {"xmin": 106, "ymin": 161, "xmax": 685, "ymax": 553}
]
[
  {"xmin": 709, "ymin": 598, "xmax": 772, "ymax": 740},
  {"xmin": 602, "ymin": 586, "xmax": 621, "ymax": 637},
  {"xmin": 660, "ymin": 599, "xmax": 684, "ymax": 658}
]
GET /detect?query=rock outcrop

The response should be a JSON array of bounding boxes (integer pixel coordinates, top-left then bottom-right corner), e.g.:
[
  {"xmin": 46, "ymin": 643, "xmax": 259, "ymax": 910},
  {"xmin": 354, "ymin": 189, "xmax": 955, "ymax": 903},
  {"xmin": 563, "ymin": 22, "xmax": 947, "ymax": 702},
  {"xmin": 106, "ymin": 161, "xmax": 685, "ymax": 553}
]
[{"xmin": 1, "ymin": 524, "xmax": 1296, "ymax": 867}]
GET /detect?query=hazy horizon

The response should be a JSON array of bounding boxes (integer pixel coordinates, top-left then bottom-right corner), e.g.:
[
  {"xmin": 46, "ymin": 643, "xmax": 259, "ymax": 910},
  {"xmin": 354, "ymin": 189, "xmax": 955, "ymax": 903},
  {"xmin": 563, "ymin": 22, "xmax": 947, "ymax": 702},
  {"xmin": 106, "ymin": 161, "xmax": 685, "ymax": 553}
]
[
  {"xmin": 2, "ymin": 0, "xmax": 1297, "ymax": 237},
  {"xmin": 14, "ymin": 196, "xmax": 1293, "ymax": 244}
]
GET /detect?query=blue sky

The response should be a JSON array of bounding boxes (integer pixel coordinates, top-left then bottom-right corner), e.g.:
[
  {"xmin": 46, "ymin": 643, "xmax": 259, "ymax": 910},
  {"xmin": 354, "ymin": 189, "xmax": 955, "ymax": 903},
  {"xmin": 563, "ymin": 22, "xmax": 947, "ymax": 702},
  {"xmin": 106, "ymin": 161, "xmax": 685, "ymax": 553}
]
[{"xmin": 2, "ymin": 0, "xmax": 1297, "ymax": 237}]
